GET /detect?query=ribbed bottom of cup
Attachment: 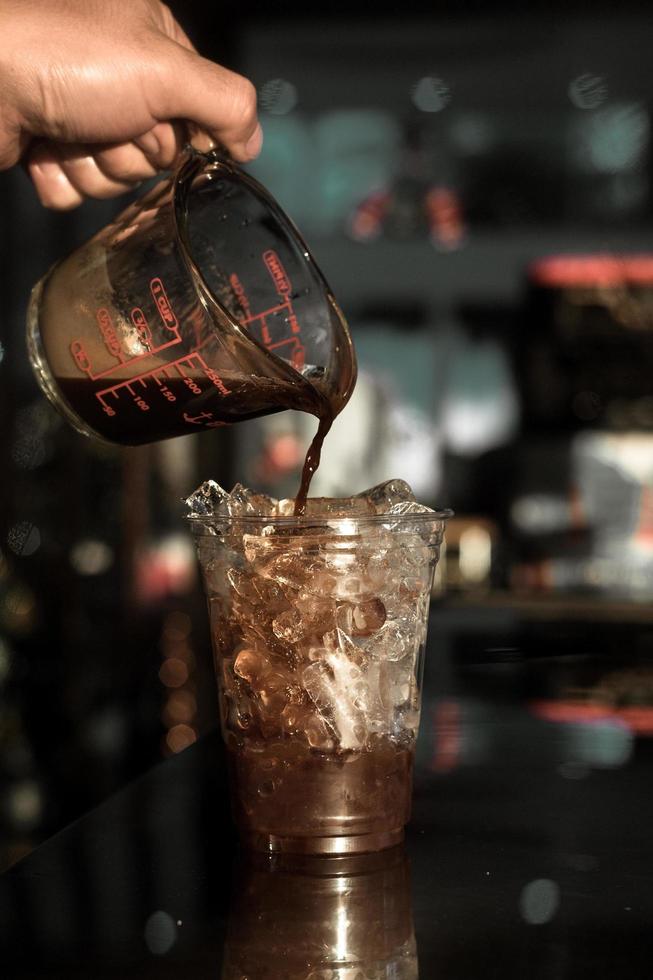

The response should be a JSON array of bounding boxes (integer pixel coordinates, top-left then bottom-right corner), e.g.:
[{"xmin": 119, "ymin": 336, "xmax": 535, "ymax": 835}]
[{"xmin": 240, "ymin": 827, "xmax": 404, "ymax": 856}]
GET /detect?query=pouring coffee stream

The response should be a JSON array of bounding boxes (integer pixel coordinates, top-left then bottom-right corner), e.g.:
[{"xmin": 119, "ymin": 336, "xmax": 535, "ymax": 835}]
[{"xmin": 26, "ymin": 146, "xmax": 357, "ymax": 505}]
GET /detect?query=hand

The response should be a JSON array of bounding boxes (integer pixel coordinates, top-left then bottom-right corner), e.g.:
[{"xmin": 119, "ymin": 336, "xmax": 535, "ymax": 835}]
[{"xmin": 0, "ymin": 0, "xmax": 262, "ymax": 209}]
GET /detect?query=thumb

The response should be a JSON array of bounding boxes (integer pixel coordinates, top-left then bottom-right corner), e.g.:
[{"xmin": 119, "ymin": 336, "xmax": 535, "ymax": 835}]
[{"xmin": 154, "ymin": 42, "xmax": 262, "ymax": 162}]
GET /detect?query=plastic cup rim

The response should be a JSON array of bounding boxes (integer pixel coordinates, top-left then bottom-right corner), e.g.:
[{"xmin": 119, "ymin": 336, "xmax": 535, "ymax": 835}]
[{"xmin": 185, "ymin": 508, "xmax": 453, "ymax": 531}]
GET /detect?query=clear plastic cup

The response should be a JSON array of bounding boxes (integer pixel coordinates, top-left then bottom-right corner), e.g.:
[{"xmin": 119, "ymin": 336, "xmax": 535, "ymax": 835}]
[{"xmin": 189, "ymin": 508, "xmax": 448, "ymax": 855}]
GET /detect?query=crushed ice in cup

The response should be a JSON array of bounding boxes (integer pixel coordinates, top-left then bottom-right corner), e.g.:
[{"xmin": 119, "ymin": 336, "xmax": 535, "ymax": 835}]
[
  {"xmin": 185, "ymin": 478, "xmax": 437, "ymax": 521},
  {"xmin": 187, "ymin": 478, "xmax": 447, "ymax": 751}
]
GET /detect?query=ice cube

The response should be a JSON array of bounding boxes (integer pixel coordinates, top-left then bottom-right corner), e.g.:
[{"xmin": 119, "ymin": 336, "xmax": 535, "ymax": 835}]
[
  {"xmin": 389, "ymin": 535, "xmax": 432, "ymax": 569},
  {"xmin": 240, "ymin": 621, "xmax": 296, "ymax": 662},
  {"xmin": 233, "ymin": 647, "xmax": 267, "ymax": 684},
  {"xmin": 387, "ymin": 500, "xmax": 436, "ymax": 516},
  {"xmin": 272, "ymin": 608, "xmax": 306, "ymax": 643},
  {"xmin": 365, "ymin": 555, "xmax": 391, "ymax": 592},
  {"xmin": 253, "ymin": 575, "xmax": 291, "ymax": 609},
  {"xmin": 243, "ymin": 533, "xmax": 276, "ymax": 564},
  {"xmin": 305, "ymin": 713, "xmax": 336, "ymax": 750},
  {"xmin": 290, "ymin": 594, "xmax": 336, "ymax": 639},
  {"xmin": 301, "ymin": 565, "xmax": 338, "ymax": 598},
  {"xmin": 295, "ymin": 593, "xmax": 335, "ymax": 622},
  {"xmin": 300, "ymin": 497, "xmax": 376, "ymax": 517},
  {"xmin": 229, "ymin": 483, "xmax": 277, "ymax": 517},
  {"xmin": 281, "ymin": 700, "xmax": 336, "ymax": 748},
  {"xmin": 258, "ymin": 550, "xmax": 318, "ymax": 590},
  {"xmin": 257, "ymin": 669, "xmax": 290, "ymax": 715},
  {"xmin": 357, "ymin": 479, "xmax": 416, "ymax": 514},
  {"xmin": 185, "ymin": 479, "xmax": 231, "ymax": 516},
  {"xmin": 225, "ymin": 693, "xmax": 255, "ymax": 732},
  {"xmin": 378, "ymin": 659, "xmax": 415, "ymax": 713},
  {"xmin": 303, "ymin": 653, "xmax": 367, "ymax": 749},
  {"xmin": 336, "ymin": 597, "xmax": 386, "ymax": 637},
  {"xmin": 335, "ymin": 628, "xmax": 366, "ymax": 665},
  {"xmin": 280, "ymin": 701, "xmax": 306, "ymax": 734},
  {"xmin": 364, "ymin": 619, "xmax": 418, "ymax": 662},
  {"xmin": 227, "ymin": 568, "xmax": 260, "ymax": 602}
]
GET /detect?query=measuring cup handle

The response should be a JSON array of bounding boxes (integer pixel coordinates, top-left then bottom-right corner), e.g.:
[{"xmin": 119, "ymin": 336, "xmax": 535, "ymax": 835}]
[{"xmin": 183, "ymin": 121, "xmax": 234, "ymax": 162}]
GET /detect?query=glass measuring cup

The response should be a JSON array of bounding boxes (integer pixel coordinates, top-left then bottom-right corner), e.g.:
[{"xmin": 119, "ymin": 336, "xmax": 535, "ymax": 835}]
[{"xmin": 26, "ymin": 148, "xmax": 356, "ymax": 445}]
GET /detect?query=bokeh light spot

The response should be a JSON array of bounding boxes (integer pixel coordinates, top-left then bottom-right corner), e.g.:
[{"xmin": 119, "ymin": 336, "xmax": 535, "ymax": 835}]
[
  {"xmin": 260, "ymin": 78, "xmax": 298, "ymax": 115},
  {"xmin": 162, "ymin": 610, "xmax": 192, "ymax": 641},
  {"xmin": 166, "ymin": 724, "xmax": 197, "ymax": 754},
  {"xmin": 519, "ymin": 878, "xmax": 560, "ymax": 925},
  {"xmin": 7, "ymin": 523, "xmax": 40, "ymax": 557},
  {"xmin": 568, "ymin": 73, "xmax": 608, "ymax": 109},
  {"xmin": 159, "ymin": 658, "xmax": 189, "ymax": 688},
  {"xmin": 8, "ymin": 780, "xmax": 43, "ymax": 830},
  {"xmin": 70, "ymin": 539, "xmax": 114, "ymax": 575},
  {"xmin": 2, "ymin": 586, "xmax": 37, "ymax": 633},
  {"xmin": 411, "ymin": 76, "xmax": 451, "ymax": 112},
  {"xmin": 162, "ymin": 689, "xmax": 197, "ymax": 727},
  {"xmin": 144, "ymin": 910, "xmax": 177, "ymax": 955}
]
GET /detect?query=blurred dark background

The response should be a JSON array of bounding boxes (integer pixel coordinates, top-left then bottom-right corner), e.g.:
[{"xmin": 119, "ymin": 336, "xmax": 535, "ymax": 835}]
[{"xmin": 3, "ymin": 1, "xmax": 653, "ymax": 868}]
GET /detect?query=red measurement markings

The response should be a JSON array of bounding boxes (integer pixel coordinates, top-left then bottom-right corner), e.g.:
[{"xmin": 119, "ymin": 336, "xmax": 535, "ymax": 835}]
[
  {"xmin": 174, "ymin": 353, "xmax": 231, "ymax": 396},
  {"xmin": 71, "ymin": 307, "xmax": 181, "ymax": 381},
  {"xmin": 150, "ymin": 277, "xmax": 178, "ymax": 331},
  {"xmin": 204, "ymin": 366, "xmax": 231, "ymax": 396},
  {"xmin": 263, "ymin": 249, "xmax": 291, "ymax": 297},
  {"xmin": 94, "ymin": 351, "xmax": 231, "ymax": 419},
  {"xmin": 229, "ymin": 273, "xmax": 252, "ymax": 321},
  {"xmin": 152, "ymin": 370, "xmax": 177, "ymax": 404},
  {"xmin": 242, "ymin": 299, "xmax": 292, "ymax": 326},
  {"xmin": 130, "ymin": 308, "xmax": 153, "ymax": 349},
  {"xmin": 70, "ymin": 340, "xmax": 92, "ymax": 374},
  {"xmin": 96, "ymin": 308, "xmax": 124, "ymax": 360},
  {"xmin": 231, "ymin": 254, "xmax": 303, "ymax": 361}
]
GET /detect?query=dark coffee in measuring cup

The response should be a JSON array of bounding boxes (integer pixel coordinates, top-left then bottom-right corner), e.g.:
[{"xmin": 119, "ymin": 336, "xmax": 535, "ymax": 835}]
[{"xmin": 26, "ymin": 149, "xmax": 356, "ymax": 508}]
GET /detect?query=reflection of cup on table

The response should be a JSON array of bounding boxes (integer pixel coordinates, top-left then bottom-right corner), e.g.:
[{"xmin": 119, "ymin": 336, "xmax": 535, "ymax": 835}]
[
  {"xmin": 188, "ymin": 480, "xmax": 449, "ymax": 855},
  {"xmin": 222, "ymin": 846, "xmax": 417, "ymax": 979}
]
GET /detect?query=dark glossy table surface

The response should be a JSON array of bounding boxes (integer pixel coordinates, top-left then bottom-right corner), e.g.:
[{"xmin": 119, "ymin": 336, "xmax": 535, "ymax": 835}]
[{"xmin": 3, "ymin": 604, "xmax": 653, "ymax": 979}]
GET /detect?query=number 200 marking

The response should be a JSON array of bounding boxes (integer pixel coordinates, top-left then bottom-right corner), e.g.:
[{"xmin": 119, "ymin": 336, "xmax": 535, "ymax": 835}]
[{"xmin": 183, "ymin": 378, "xmax": 202, "ymax": 395}]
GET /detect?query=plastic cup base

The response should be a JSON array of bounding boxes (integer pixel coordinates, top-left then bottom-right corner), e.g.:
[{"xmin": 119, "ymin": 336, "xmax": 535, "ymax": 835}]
[{"xmin": 241, "ymin": 827, "xmax": 405, "ymax": 856}]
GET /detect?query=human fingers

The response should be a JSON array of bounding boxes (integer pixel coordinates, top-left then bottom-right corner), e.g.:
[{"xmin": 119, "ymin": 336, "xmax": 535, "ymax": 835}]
[
  {"xmin": 133, "ymin": 120, "xmax": 186, "ymax": 170},
  {"xmin": 26, "ymin": 143, "xmax": 84, "ymax": 209},
  {"xmin": 93, "ymin": 140, "xmax": 160, "ymax": 183},
  {"xmin": 151, "ymin": 40, "xmax": 262, "ymax": 163},
  {"xmin": 27, "ymin": 120, "xmax": 187, "ymax": 209},
  {"xmin": 27, "ymin": 141, "xmax": 136, "ymax": 208}
]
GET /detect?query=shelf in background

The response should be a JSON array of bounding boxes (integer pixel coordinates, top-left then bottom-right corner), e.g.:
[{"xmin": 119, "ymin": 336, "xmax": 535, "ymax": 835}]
[
  {"xmin": 438, "ymin": 590, "xmax": 653, "ymax": 623},
  {"xmin": 311, "ymin": 229, "xmax": 653, "ymax": 309}
]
